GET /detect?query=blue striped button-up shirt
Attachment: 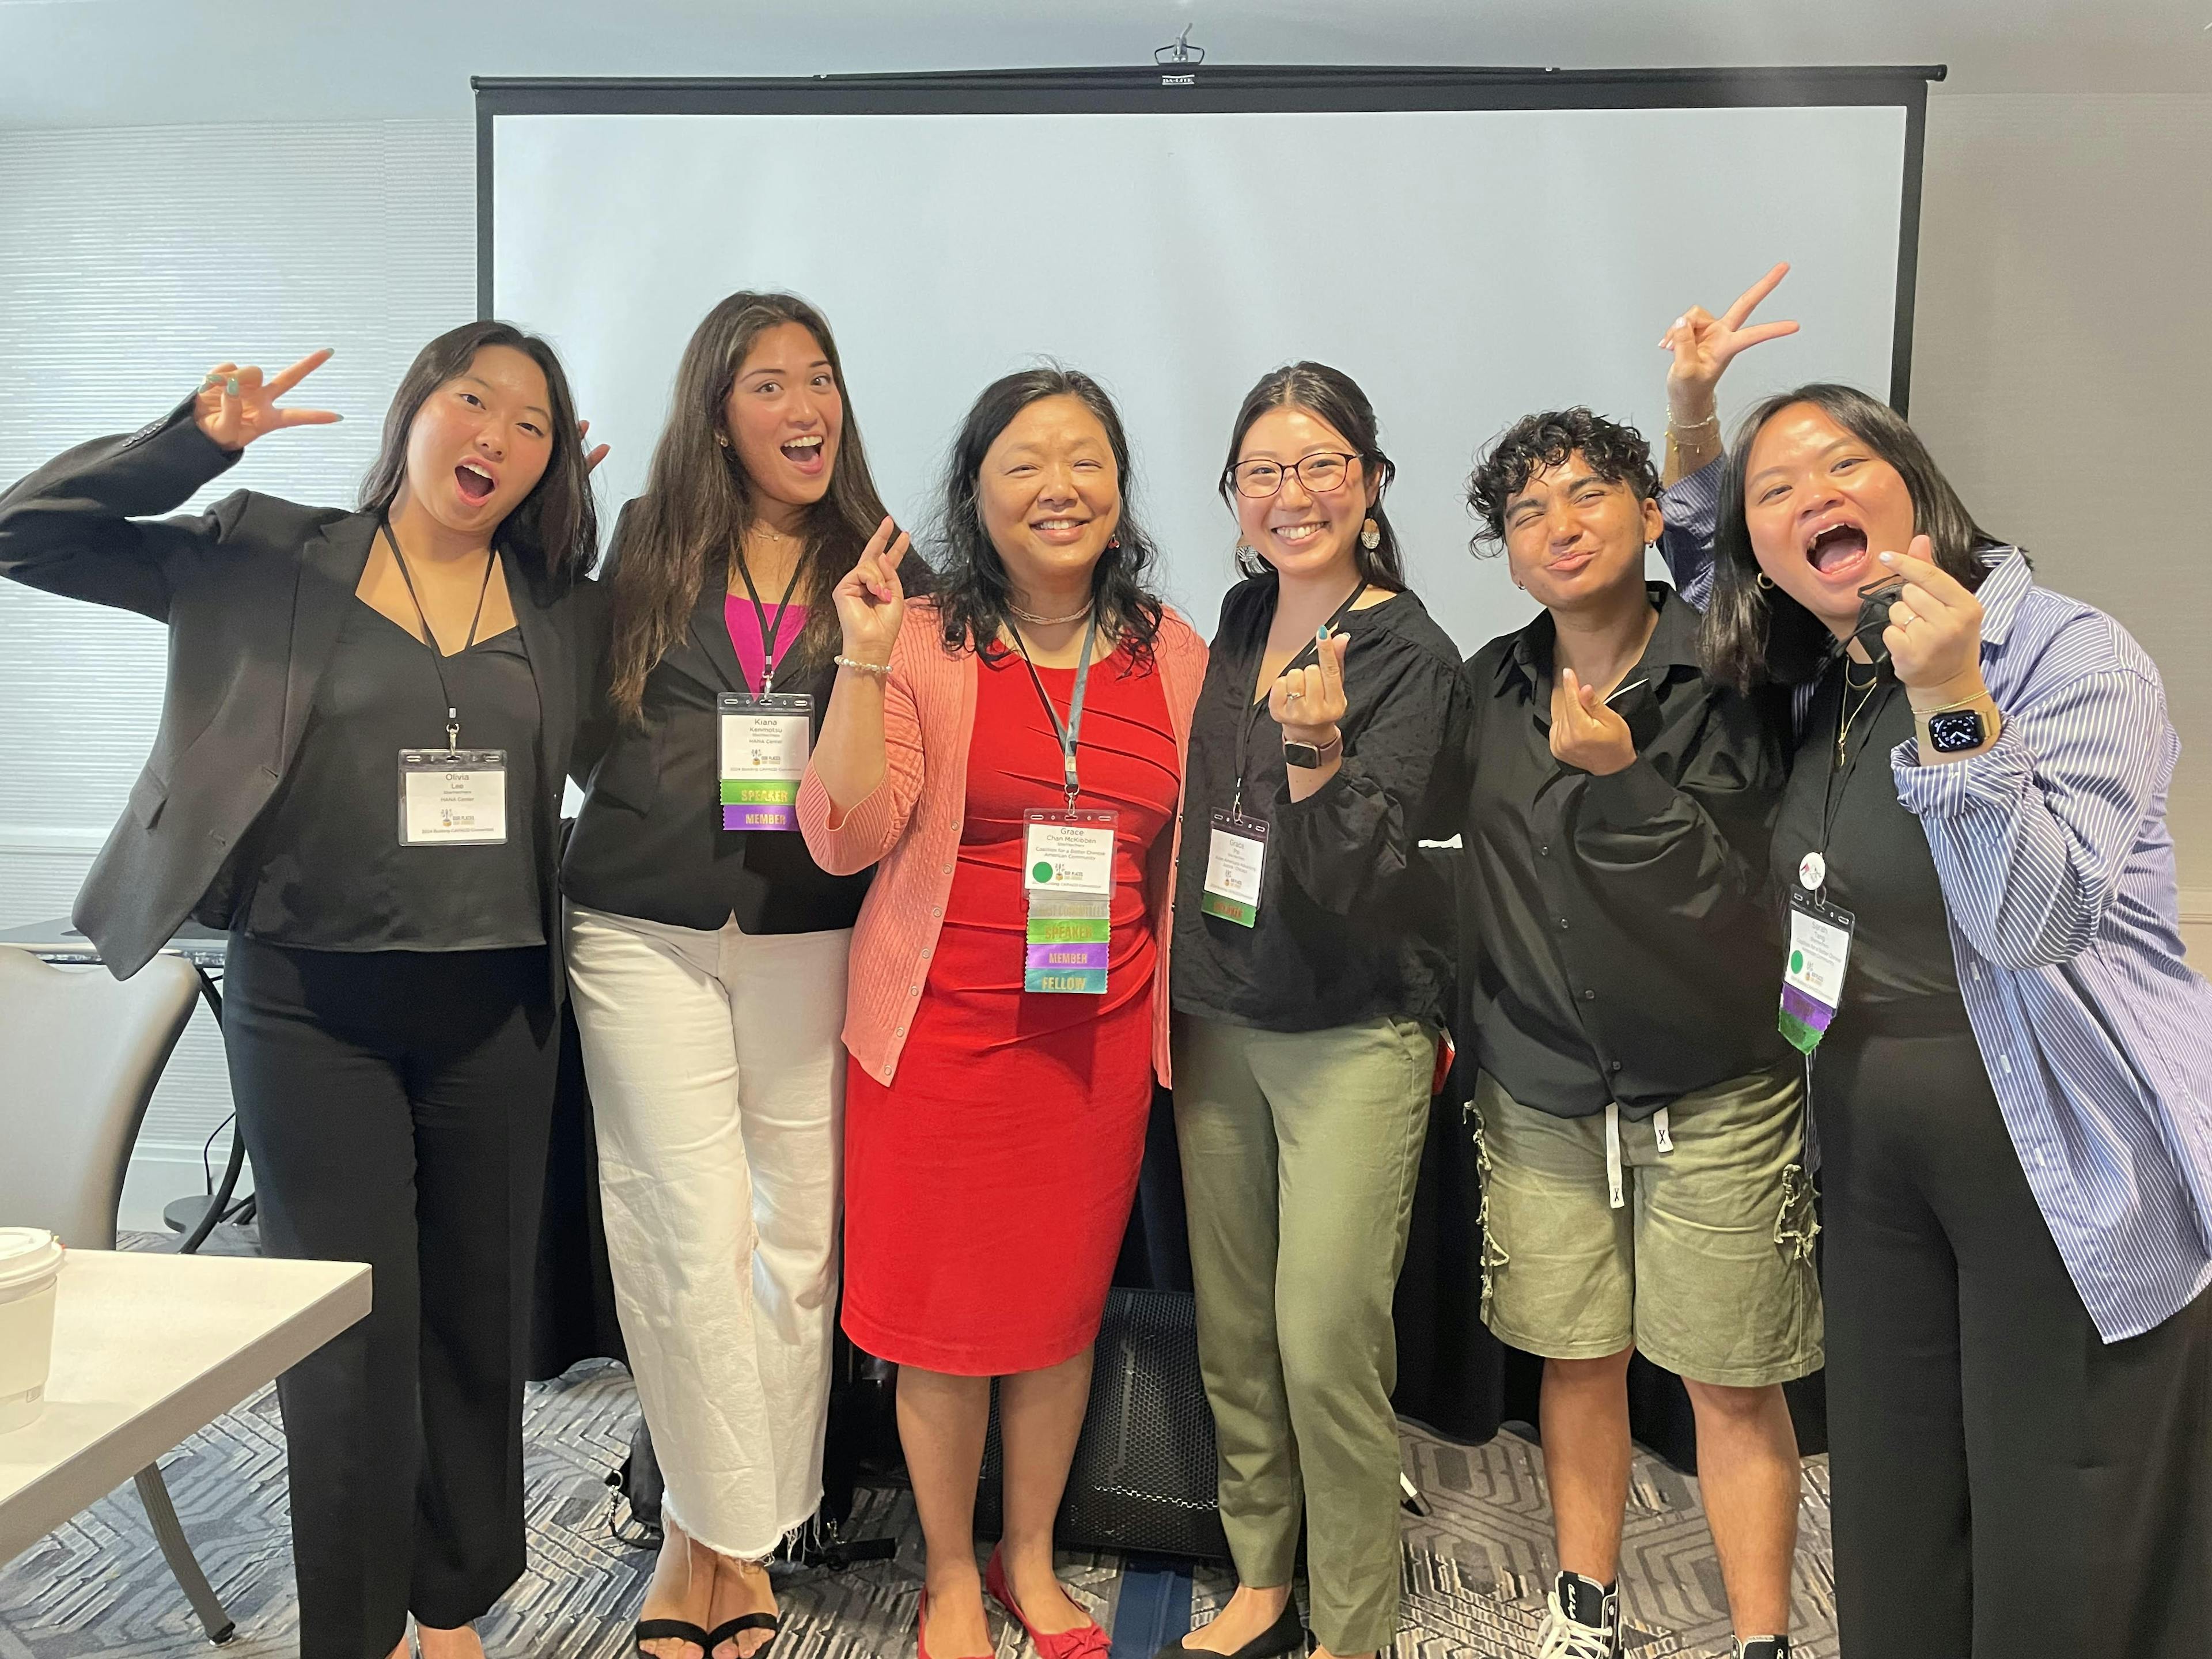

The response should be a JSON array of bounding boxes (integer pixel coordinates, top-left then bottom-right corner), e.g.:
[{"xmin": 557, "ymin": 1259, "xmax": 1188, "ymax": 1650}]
[{"xmin": 1660, "ymin": 462, "xmax": 2212, "ymax": 1341}]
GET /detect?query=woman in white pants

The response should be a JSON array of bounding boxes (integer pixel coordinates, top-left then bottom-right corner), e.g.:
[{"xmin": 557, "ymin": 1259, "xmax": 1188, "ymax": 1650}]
[{"xmin": 562, "ymin": 291, "xmax": 905, "ymax": 1659}]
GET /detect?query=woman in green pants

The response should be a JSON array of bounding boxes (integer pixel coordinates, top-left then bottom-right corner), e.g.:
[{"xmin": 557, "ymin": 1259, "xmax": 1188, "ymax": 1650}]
[{"xmin": 1162, "ymin": 362, "xmax": 1471, "ymax": 1659}]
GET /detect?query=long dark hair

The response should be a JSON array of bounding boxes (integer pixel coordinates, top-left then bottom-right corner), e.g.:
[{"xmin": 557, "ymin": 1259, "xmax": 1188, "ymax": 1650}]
[
  {"xmin": 1702, "ymin": 382, "xmax": 2006, "ymax": 692},
  {"xmin": 359, "ymin": 320, "xmax": 597, "ymax": 591},
  {"xmin": 933, "ymin": 365, "xmax": 1165, "ymax": 665},
  {"xmin": 607, "ymin": 291, "xmax": 895, "ymax": 722},
  {"xmin": 1219, "ymin": 361, "xmax": 1406, "ymax": 590}
]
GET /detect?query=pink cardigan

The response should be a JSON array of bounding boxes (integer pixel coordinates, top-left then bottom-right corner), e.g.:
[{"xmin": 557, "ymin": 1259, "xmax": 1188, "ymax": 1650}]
[{"xmin": 796, "ymin": 598, "xmax": 1208, "ymax": 1089}]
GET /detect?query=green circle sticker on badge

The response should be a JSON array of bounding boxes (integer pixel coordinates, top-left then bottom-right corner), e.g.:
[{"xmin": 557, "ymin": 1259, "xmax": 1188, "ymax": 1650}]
[
  {"xmin": 1790, "ymin": 949, "xmax": 1805, "ymax": 974},
  {"xmin": 1033, "ymin": 861, "xmax": 1055, "ymax": 884}
]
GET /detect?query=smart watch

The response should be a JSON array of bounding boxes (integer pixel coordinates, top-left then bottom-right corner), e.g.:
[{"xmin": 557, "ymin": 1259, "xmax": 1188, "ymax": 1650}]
[
  {"xmin": 1925, "ymin": 706, "xmax": 1990, "ymax": 754},
  {"xmin": 1283, "ymin": 732, "xmax": 1343, "ymax": 770}
]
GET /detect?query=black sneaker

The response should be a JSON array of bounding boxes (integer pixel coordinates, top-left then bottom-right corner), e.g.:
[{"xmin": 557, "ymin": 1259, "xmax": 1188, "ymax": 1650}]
[
  {"xmin": 1535, "ymin": 1571, "xmax": 1619, "ymax": 1659},
  {"xmin": 1734, "ymin": 1639, "xmax": 1790, "ymax": 1659}
]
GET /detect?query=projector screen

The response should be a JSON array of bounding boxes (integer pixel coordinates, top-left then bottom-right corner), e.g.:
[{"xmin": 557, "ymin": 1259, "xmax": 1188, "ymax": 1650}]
[{"xmin": 484, "ymin": 69, "xmax": 1930, "ymax": 654}]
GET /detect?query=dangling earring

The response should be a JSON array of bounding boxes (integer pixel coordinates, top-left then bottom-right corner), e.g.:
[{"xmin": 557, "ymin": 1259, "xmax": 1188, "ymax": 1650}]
[
  {"xmin": 1756, "ymin": 571, "xmax": 1776, "ymax": 590},
  {"xmin": 1235, "ymin": 542, "xmax": 1256, "ymax": 560},
  {"xmin": 1107, "ymin": 535, "xmax": 1120, "ymax": 551},
  {"xmin": 1359, "ymin": 518, "xmax": 1381, "ymax": 551}
]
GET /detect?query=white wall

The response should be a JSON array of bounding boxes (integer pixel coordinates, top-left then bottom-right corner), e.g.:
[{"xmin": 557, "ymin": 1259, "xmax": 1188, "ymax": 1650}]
[
  {"xmin": 2, "ymin": 96, "xmax": 2206, "ymax": 1228},
  {"xmin": 1911, "ymin": 90, "xmax": 2212, "ymax": 958},
  {"xmin": 0, "ymin": 119, "xmax": 475, "ymax": 1228}
]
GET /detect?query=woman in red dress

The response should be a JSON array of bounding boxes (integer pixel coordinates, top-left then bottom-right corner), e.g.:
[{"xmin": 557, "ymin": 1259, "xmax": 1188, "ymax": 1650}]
[{"xmin": 797, "ymin": 368, "xmax": 1207, "ymax": 1659}]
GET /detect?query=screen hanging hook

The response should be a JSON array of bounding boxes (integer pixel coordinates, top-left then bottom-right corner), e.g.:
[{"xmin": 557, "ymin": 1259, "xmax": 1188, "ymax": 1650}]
[{"xmin": 1154, "ymin": 25, "xmax": 1205, "ymax": 66}]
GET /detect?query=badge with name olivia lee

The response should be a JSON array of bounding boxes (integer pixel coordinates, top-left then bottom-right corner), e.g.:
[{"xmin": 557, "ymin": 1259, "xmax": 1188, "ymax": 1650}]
[
  {"xmin": 718, "ymin": 692, "xmax": 812, "ymax": 831},
  {"xmin": 1023, "ymin": 808, "xmax": 1118, "ymax": 994},
  {"xmin": 1779, "ymin": 888, "xmax": 1855, "ymax": 1055},
  {"xmin": 399, "ymin": 749, "xmax": 508, "ymax": 846},
  {"xmin": 1200, "ymin": 810, "xmax": 1269, "ymax": 928}
]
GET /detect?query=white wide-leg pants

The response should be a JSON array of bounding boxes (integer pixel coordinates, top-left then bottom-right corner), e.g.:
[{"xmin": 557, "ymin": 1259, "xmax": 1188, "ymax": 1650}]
[{"xmin": 566, "ymin": 902, "xmax": 850, "ymax": 1559}]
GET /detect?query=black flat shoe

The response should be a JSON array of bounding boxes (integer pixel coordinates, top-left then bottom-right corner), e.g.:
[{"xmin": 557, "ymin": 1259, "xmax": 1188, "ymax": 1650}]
[
  {"xmin": 635, "ymin": 1617, "xmax": 713, "ymax": 1657},
  {"xmin": 1153, "ymin": 1596, "xmax": 1308, "ymax": 1659},
  {"xmin": 706, "ymin": 1612, "xmax": 779, "ymax": 1657}
]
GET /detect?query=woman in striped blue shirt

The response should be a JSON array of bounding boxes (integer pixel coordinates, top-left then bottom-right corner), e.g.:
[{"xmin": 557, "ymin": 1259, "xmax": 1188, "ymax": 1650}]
[{"xmin": 1669, "ymin": 378, "xmax": 2212, "ymax": 1657}]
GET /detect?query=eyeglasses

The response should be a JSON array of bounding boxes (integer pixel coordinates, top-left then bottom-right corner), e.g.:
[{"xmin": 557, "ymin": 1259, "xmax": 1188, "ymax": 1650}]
[{"xmin": 1228, "ymin": 451, "xmax": 1362, "ymax": 499}]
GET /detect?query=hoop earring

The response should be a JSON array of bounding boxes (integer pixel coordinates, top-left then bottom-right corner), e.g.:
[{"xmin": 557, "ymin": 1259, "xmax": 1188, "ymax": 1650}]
[
  {"xmin": 1756, "ymin": 571, "xmax": 1777, "ymax": 590},
  {"xmin": 1359, "ymin": 518, "xmax": 1381, "ymax": 551}
]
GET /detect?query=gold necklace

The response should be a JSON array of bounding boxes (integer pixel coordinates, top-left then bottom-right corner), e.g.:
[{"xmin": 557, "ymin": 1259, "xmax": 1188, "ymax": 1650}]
[{"xmin": 1836, "ymin": 660, "xmax": 1883, "ymax": 768}]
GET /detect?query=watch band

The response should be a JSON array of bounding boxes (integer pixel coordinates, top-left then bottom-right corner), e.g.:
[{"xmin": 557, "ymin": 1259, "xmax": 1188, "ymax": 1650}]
[{"xmin": 1282, "ymin": 731, "xmax": 1343, "ymax": 770}]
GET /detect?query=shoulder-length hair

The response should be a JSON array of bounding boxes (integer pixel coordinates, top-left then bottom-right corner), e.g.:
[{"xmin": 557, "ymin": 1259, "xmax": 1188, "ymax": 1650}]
[
  {"xmin": 605, "ymin": 291, "xmax": 899, "ymax": 722},
  {"xmin": 933, "ymin": 365, "xmax": 1165, "ymax": 666},
  {"xmin": 359, "ymin": 320, "xmax": 597, "ymax": 594},
  {"xmin": 1702, "ymin": 382, "xmax": 2006, "ymax": 692},
  {"xmin": 1219, "ymin": 361, "xmax": 1407, "ymax": 590}
]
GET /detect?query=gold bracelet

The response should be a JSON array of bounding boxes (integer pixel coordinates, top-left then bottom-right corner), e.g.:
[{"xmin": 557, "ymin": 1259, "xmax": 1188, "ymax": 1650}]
[{"xmin": 834, "ymin": 655, "xmax": 892, "ymax": 676}]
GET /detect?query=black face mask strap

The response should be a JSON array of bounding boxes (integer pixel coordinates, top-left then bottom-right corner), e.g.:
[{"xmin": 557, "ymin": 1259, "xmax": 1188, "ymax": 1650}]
[{"xmin": 1851, "ymin": 574, "xmax": 1907, "ymax": 668}]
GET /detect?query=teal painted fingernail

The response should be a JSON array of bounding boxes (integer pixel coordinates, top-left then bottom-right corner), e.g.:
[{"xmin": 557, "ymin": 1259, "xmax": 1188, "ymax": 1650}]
[{"xmin": 225, "ymin": 376, "xmax": 240, "ymax": 396}]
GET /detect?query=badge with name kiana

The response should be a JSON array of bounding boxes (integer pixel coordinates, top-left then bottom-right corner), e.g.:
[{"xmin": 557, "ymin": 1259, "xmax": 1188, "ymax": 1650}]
[
  {"xmin": 719, "ymin": 692, "xmax": 812, "ymax": 831},
  {"xmin": 1024, "ymin": 808, "xmax": 1118, "ymax": 994},
  {"xmin": 399, "ymin": 749, "xmax": 509, "ymax": 845},
  {"xmin": 1200, "ymin": 810, "xmax": 1268, "ymax": 927},
  {"xmin": 1779, "ymin": 888, "xmax": 1855, "ymax": 1054}
]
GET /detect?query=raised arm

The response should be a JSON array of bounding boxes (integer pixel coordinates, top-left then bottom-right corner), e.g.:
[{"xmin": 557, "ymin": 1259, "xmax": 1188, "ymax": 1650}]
[{"xmin": 0, "ymin": 350, "xmax": 338, "ymax": 620}]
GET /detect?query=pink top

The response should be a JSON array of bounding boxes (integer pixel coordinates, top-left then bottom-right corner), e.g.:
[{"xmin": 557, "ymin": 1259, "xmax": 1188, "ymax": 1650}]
[
  {"xmin": 796, "ymin": 598, "xmax": 1209, "ymax": 1088},
  {"xmin": 726, "ymin": 594, "xmax": 809, "ymax": 693}
]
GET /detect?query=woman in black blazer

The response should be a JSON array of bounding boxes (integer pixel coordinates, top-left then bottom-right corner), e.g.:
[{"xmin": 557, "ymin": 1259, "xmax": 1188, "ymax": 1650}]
[
  {"xmin": 560, "ymin": 291, "xmax": 897, "ymax": 1659},
  {"xmin": 0, "ymin": 324, "xmax": 605, "ymax": 1659}
]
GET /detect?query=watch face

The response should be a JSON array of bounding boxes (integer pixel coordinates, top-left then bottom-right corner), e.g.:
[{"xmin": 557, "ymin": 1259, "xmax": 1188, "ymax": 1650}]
[
  {"xmin": 1927, "ymin": 708, "xmax": 1986, "ymax": 753},
  {"xmin": 1282, "ymin": 741, "xmax": 1322, "ymax": 769}
]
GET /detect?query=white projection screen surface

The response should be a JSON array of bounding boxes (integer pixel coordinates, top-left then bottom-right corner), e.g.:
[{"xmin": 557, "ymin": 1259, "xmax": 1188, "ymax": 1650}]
[{"xmin": 486, "ymin": 71, "xmax": 1930, "ymax": 653}]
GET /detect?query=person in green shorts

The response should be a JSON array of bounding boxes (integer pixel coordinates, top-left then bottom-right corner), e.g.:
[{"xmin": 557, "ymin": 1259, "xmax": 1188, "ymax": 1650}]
[{"xmin": 1453, "ymin": 275, "xmax": 1815, "ymax": 1659}]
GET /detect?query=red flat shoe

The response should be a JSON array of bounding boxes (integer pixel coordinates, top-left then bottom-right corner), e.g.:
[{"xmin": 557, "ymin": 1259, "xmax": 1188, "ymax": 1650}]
[
  {"xmin": 984, "ymin": 1546, "xmax": 1111, "ymax": 1659},
  {"xmin": 917, "ymin": 1588, "xmax": 997, "ymax": 1659}
]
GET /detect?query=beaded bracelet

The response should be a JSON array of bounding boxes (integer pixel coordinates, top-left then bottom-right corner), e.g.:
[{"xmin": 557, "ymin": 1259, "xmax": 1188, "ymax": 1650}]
[{"xmin": 834, "ymin": 655, "xmax": 893, "ymax": 676}]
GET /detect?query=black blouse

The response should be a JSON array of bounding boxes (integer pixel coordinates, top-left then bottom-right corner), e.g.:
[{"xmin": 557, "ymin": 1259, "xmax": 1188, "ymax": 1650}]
[
  {"xmin": 1771, "ymin": 657, "xmax": 1962, "ymax": 1020},
  {"xmin": 1171, "ymin": 573, "xmax": 1469, "ymax": 1035},
  {"xmin": 241, "ymin": 597, "xmax": 546, "ymax": 950}
]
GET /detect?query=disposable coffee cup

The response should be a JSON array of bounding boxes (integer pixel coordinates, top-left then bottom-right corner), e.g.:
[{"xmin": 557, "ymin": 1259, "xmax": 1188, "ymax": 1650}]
[{"xmin": 0, "ymin": 1228, "xmax": 66, "ymax": 1434}]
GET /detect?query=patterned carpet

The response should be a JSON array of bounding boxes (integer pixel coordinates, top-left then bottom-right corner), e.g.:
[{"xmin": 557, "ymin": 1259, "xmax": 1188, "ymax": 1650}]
[{"xmin": 0, "ymin": 1346, "xmax": 1836, "ymax": 1659}]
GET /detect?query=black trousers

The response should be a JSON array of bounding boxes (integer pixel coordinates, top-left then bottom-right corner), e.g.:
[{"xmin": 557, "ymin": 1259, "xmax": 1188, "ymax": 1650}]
[
  {"xmin": 1817, "ymin": 1018, "xmax": 2212, "ymax": 1657},
  {"xmin": 225, "ymin": 937, "xmax": 559, "ymax": 1659}
]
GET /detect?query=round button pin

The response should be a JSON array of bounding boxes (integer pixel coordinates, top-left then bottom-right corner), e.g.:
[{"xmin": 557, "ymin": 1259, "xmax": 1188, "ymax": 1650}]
[{"xmin": 1798, "ymin": 851, "xmax": 1827, "ymax": 891}]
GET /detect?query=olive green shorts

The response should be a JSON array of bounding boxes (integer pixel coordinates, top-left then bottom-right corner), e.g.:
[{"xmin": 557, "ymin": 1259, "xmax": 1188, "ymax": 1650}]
[{"xmin": 1471, "ymin": 1065, "xmax": 1823, "ymax": 1388}]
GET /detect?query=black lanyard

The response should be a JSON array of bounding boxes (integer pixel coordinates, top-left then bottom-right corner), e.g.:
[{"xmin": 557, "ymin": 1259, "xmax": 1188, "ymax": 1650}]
[
  {"xmin": 730, "ymin": 545, "xmax": 807, "ymax": 696},
  {"xmin": 1007, "ymin": 610, "xmax": 1103, "ymax": 808},
  {"xmin": 1816, "ymin": 653, "xmax": 1900, "ymax": 873},
  {"xmin": 1229, "ymin": 581, "xmax": 1365, "ymax": 816},
  {"xmin": 382, "ymin": 515, "xmax": 497, "ymax": 755}
]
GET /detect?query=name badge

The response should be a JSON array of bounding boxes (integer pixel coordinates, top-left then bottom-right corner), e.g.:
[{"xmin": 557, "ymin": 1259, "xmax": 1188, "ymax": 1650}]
[
  {"xmin": 1023, "ymin": 808, "xmax": 1118, "ymax": 994},
  {"xmin": 1779, "ymin": 889, "xmax": 1855, "ymax": 1054},
  {"xmin": 1200, "ymin": 810, "xmax": 1268, "ymax": 928},
  {"xmin": 718, "ymin": 692, "xmax": 812, "ymax": 832},
  {"xmin": 399, "ymin": 749, "xmax": 508, "ymax": 846}
]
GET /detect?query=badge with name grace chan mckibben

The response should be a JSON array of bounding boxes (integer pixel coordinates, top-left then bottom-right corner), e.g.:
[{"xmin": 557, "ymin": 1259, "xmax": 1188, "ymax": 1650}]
[
  {"xmin": 1022, "ymin": 807, "xmax": 1119, "ymax": 994},
  {"xmin": 399, "ymin": 749, "xmax": 508, "ymax": 845},
  {"xmin": 718, "ymin": 692, "xmax": 812, "ymax": 831},
  {"xmin": 1779, "ymin": 887, "xmax": 1855, "ymax": 1054}
]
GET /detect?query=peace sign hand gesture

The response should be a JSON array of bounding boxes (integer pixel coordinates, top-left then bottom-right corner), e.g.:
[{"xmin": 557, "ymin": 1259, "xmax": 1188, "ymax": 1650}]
[
  {"xmin": 831, "ymin": 516, "xmax": 911, "ymax": 666},
  {"xmin": 1550, "ymin": 668, "xmax": 1637, "ymax": 777},
  {"xmin": 1268, "ymin": 629, "xmax": 1350, "ymax": 746},
  {"xmin": 193, "ymin": 350, "xmax": 340, "ymax": 451},
  {"xmin": 1660, "ymin": 263, "xmax": 1800, "ymax": 420}
]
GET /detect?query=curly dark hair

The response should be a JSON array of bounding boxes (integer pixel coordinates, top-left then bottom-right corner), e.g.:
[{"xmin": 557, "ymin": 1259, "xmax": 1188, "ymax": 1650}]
[
  {"xmin": 1701, "ymin": 383, "xmax": 2004, "ymax": 692},
  {"xmin": 1465, "ymin": 407, "xmax": 1660, "ymax": 558},
  {"xmin": 932, "ymin": 365, "xmax": 1165, "ymax": 666}
]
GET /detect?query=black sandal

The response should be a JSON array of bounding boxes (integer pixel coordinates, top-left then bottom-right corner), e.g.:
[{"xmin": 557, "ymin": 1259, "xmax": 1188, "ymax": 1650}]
[
  {"xmin": 634, "ymin": 1617, "xmax": 713, "ymax": 1657},
  {"xmin": 705, "ymin": 1612, "xmax": 781, "ymax": 1657}
]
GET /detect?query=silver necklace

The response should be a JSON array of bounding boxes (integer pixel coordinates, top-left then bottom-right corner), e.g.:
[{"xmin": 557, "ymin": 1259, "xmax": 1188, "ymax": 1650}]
[{"xmin": 1007, "ymin": 599, "xmax": 1094, "ymax": 627}]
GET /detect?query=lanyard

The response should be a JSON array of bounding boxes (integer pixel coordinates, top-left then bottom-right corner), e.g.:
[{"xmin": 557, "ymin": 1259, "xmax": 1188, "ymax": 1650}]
[
  {"xmin": 1813, "ymin": 653, "xmax": 1900, "ymax": 891},
  {"xmin": 1229, "ymin": 580, "xmax": 1364, "ymax": 816},
  {"xmin": 730, "ymin": 545, "xmax": 807, "ymax": 696},
  {"xmin": 1007, "ymin": 609, "xmax": 1102, "ymax": 808},
  {"xmin": 382, "ymin": 514, "xmax": 497, "ymax": 755}
]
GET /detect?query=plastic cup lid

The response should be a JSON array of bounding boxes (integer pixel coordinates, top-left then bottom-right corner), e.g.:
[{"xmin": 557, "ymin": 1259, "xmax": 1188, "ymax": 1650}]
[{"xmin": 0, "ymin": 1228, "xmax": 65, "ymax": 1291}]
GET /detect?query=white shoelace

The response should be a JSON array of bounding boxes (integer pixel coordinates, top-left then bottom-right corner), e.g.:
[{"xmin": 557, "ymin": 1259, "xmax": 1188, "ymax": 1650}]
[{"xmin": 1535, "ymin": 1589, "xmax": 1618, "ymax": 1659}]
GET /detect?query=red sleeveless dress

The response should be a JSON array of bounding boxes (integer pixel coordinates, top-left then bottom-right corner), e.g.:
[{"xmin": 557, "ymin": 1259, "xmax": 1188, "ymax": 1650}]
[{"xmin": 840, "ymin": 645, "xmax": 1180, "ymax": 1374}]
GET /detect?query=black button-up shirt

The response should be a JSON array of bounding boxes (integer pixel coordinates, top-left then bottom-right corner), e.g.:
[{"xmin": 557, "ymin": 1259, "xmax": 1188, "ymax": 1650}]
[
  {"xmin": 1458, "ymin": 584, "xmax": 1790, "ymax": 1118},
  {"xmin": 1173, "ymin": 572, "xmax": 1471, "ymax": 1035}
]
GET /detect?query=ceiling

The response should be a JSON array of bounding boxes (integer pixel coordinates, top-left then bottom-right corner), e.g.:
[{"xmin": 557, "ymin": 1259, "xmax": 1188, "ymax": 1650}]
[{"xmin": 3, "ymin": 0, "xmax": 2208, "ymax": 131}]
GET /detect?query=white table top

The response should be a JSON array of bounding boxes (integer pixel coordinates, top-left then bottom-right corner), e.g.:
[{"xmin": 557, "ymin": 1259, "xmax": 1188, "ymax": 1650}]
[{"xmin": 0, "ymin": 1248, "xmax": 370, "ymax": 1562}]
